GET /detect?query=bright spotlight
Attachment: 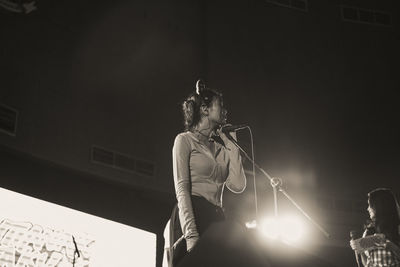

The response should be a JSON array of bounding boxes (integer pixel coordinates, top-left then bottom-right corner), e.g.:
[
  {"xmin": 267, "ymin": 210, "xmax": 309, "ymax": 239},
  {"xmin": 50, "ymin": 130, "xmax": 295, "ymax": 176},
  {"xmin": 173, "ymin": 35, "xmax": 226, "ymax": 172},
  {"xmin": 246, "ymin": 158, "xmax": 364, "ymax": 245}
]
[
  {"xmin": 245, "ymin": 220, "xmax": 257, "ymax": 229},
  {"xmin": 260, "ymin": 217, "xmax": 280, "ymax": 239},
  {"xmin": 280, "ymin": 215, "xmax": 304, "ymax": 243},
  {"xmin": 258, "ymin": 215, "xmax": 304, "ymax": 244}
]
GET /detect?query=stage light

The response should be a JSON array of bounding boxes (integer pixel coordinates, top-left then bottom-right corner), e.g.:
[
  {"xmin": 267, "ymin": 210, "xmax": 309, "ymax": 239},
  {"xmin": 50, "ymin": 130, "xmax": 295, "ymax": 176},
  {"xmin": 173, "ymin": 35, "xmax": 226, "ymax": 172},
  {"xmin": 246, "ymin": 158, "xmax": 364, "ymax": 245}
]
[
  {"xmin": 280, "ymin": 215, "xmax": 304, "ymax": 243},
  {"xmin": 260, "ymin": 217, "xmax": 280, "ymax": 239},
  {"xmin": 258, "ymin": 215, "xmax": 305, "ymax": 244},
  {"xmin": 245, "ymin": 220, "xmax": 257, "ymax": 229}
]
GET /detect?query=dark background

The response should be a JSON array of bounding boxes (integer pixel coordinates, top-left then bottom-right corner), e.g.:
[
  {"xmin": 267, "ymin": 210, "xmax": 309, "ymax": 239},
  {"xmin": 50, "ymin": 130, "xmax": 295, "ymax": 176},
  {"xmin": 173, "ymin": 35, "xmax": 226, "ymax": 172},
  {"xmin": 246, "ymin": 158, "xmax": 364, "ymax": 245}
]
[{"xmin": 1, "ymin": 0, "xmax": 399, "ymax": 266}]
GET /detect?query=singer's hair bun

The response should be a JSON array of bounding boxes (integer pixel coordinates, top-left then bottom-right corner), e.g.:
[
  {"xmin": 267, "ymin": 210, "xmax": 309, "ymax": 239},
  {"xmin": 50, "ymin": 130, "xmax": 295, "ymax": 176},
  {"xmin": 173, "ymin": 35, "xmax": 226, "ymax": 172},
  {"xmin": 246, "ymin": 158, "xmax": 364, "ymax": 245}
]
[
  {"xmin": 181, "ymin": 81, "xmax": 223, "ymax": 131},
  {"xmin": 196, "ymin": 85, "xmax": 201, "ymax": 95},
  {"xmin": 195, "ymin": 79, "xmax": 206, "ymax": 95}
]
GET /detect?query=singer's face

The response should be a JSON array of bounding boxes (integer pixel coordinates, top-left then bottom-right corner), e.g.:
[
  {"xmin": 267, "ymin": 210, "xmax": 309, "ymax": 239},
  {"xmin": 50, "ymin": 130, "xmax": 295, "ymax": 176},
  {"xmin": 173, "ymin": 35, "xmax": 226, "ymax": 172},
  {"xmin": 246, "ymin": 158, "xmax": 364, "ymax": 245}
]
[
  {"xmin": 208, "ymin": 97, "xmax": 227, "ymax": 125},
  {"xmin": 367, "ymin": 200, "xmax": 375, "ymax": 220}
]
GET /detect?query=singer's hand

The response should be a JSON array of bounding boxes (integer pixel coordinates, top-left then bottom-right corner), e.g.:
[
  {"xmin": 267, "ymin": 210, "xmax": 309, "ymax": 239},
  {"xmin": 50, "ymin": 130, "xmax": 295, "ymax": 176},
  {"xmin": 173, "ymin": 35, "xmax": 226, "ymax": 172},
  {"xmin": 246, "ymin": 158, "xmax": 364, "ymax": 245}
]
[
  {"xmin": 350, "ymin": 240, "xmax": 363, "ymax": 254},
  {"xmin": 186, "ymin": 236, "xmax": 199, "ymax": 252},
  {"xmin": 350, "ymin": 240, "xmax": 357, "ymax": 250},
  {"xmin": 350, "ymin": 239, "xmax": 368, "ymax": 254},
  {"xmin": 216, "ymin": 127, "xmax": 238, "ymax": 151}
]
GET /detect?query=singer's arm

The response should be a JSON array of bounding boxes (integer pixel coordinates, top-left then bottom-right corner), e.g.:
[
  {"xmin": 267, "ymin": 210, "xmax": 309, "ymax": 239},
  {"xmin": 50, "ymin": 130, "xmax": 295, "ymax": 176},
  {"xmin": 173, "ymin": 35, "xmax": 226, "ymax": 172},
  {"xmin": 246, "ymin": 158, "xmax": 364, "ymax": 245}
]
[
  {"xmin": 386, "ymin": 241, "xmax": 400, "ymax": 259},
  {"xmin": 172, "ymin": 134, "xmax": 199, "ymax": 251},
  {"xmin": 360, "ymin": 229, "xmax": 370, "ymax": 267},
  {"xmin": 350, "ymin": 240, "xmax": 369, "ymax": 267},
  {"xmin": 359, "ymin": 229, "xmax": 370, "ymax": 267},
  {"xmin": 217, "ymin": 130, "xmax": 246, "ymax": 193},
  {"xmin": 360, "ymin": 252, "xmax": 368, "ymax": 267}
]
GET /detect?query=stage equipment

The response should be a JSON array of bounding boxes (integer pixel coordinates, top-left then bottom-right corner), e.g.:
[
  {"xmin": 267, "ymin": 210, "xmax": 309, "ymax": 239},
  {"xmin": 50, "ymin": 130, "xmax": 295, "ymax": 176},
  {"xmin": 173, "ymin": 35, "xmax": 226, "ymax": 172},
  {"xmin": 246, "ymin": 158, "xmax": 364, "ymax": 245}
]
[
  {"xmin": 225, "ymin": 125, "xmax": 330, "ymax": 239},
  {"xmin": 193, "ymin": 79, "xmax": 329, "ymax": 239},
  {"xmin": 260, "ymin": 215, "xmax": 304, "ymax": 244},
  {"xmin": 0, "ymin": 0, "xmax": 36, "ymax": 13},
  {"xmin": 350, "ymin": 230, "xmax": 361, "ymax": 267}
]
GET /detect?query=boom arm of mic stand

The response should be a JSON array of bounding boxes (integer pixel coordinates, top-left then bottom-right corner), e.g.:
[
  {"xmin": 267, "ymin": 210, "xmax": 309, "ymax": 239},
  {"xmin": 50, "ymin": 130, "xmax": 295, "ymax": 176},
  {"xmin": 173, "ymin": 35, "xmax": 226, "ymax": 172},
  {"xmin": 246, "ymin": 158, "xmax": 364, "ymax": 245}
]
[
  {"xmin": 278, "ymin": 187, "xmax": 330, "ymax": 238},
  {"xmin": 227, "ymin": 136, "xmax": 330, "ymax": 239}
]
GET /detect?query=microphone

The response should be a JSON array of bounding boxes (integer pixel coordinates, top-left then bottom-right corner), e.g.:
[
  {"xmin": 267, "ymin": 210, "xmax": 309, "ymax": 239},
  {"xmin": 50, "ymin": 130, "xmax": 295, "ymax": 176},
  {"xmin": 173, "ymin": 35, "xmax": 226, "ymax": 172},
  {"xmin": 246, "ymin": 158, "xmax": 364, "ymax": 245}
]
[
  {"xmin": 221, "ymin": 124, "xmax": 248, "ymax": 133},
  {"xmin": 350, "ymin": 230, "xmax": 361, "ymax": 267},
  {"xmin": 211, "ymin": 124, "xmax": 248, "ymax": 146}
]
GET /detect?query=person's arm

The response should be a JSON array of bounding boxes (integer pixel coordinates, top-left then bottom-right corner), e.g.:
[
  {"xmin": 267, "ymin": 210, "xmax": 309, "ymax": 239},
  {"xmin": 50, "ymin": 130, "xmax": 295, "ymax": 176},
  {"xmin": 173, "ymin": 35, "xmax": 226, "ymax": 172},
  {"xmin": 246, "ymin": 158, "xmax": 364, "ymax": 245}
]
[
  {"xmin": 350, "ymin": 229, "xmax": 371, "ymax": 266},
  {"xmin": 172, "ymin": 134, "xmax": 199, "ymax": 251},
  {"xmin": 217, "ymin": 130, "xmax": 246, "ymax": 193},
  {"xmin": 359, "ymin": 229, "xmax": 369, "ymax": 266},
  {"xmin": 360, "ymin": 252, "xmax": 368, "ymax": 267},
  {"xmin": 385, "ymin": 241, "xmax": 400, "ymax": 259},
  {"xmin": 350, "ymin": 239, "xmax": 369, "ymax": 267}
]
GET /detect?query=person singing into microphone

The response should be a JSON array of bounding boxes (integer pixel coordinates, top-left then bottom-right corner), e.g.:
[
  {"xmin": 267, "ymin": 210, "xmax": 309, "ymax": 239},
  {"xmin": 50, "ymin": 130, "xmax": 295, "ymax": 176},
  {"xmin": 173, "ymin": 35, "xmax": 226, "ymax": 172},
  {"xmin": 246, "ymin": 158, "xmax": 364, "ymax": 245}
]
[
  {"xmin": 350, "ymin": 188, "xmax": 400, "ymax": 267},
  {"xmin": 168, "ymin": 83, "xmax": 247, "ymax": 266}
]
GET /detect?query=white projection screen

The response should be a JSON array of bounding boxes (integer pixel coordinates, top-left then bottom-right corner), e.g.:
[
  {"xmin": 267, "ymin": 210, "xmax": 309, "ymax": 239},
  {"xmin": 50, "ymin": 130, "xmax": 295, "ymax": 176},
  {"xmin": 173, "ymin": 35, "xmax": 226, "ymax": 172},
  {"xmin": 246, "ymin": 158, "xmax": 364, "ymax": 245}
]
[{"xmin": 0, "ymin": 187, "xmax": 156, "ymax": 267}]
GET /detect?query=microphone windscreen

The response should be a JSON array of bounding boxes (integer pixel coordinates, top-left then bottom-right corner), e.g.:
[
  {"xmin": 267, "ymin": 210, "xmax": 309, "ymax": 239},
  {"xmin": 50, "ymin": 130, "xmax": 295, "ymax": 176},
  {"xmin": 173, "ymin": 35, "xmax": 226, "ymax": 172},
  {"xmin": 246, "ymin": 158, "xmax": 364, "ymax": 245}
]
[{"xmin": 350, "ymin": 230, "xmax": 358, "ymax": 240}]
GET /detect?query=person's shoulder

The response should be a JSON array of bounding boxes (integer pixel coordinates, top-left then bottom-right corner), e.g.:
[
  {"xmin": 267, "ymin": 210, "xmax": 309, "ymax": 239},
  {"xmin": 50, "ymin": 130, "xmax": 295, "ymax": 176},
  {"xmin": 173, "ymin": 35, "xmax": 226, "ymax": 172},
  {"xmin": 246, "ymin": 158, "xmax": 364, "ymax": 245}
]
[
  {"xmin": 175, "ymin": 131, "xmax": 192, "ymax": 140},
  {"xmin": 174, "ymin": 132, "xmax": 193, "ymax": 145},
  {"xmin": 175, "ymin": 131, "xmax": 192, "ymax": 138}
]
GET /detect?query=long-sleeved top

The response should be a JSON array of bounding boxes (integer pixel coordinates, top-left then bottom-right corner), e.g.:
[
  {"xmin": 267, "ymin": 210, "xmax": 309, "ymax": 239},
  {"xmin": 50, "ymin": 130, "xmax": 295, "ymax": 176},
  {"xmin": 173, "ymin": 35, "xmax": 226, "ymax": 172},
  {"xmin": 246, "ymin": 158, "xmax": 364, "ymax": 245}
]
[{"xmin": 172, "ymin": 131, "xmax": 247, "ymax": 250}]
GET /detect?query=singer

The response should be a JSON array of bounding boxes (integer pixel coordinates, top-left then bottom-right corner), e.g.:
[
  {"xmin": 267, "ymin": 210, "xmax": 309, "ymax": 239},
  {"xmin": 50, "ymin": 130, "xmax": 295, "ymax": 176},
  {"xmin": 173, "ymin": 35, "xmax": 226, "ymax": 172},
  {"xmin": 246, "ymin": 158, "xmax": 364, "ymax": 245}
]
[
  {"xmin": 350, "ymin": 188, "xmax": 400, "ymax": 267},
  {"xmin": 167, "ymin": 83, "xmax": 247, "ymax": 266}
]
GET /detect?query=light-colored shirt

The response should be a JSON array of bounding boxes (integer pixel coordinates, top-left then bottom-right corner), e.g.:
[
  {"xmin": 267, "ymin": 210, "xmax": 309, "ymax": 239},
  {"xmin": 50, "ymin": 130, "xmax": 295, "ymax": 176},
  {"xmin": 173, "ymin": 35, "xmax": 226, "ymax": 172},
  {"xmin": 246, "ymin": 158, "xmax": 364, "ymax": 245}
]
[{"xmin": 172, "ymin": 131, "xmax": 246, "ymax": 250}]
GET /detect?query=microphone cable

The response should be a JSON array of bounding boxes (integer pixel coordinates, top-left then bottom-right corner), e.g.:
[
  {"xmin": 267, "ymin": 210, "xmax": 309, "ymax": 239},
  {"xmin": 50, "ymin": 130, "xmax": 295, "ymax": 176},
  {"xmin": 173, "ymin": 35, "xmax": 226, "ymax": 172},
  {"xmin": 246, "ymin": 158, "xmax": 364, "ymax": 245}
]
[{"xmin": 247, "ymin": 126, "xmax": 258, "ymax": 220}]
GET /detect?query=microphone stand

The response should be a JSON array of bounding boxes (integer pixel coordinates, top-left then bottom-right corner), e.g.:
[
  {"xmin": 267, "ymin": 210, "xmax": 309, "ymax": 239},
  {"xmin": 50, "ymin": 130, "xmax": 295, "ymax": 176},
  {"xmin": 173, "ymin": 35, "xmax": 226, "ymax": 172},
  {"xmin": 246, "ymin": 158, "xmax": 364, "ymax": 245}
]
[{"xmin": 228, "ymin": 133, "xmax": 330, "ymax": 238}]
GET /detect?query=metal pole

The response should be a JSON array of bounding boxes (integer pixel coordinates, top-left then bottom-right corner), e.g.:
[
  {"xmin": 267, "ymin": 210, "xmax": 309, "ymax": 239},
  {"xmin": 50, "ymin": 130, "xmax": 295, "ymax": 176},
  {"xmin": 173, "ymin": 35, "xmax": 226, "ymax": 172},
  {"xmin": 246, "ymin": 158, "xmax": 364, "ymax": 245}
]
[{"xmin": 227, "ymin": 135, "xmax": 330, "ymax": 238}]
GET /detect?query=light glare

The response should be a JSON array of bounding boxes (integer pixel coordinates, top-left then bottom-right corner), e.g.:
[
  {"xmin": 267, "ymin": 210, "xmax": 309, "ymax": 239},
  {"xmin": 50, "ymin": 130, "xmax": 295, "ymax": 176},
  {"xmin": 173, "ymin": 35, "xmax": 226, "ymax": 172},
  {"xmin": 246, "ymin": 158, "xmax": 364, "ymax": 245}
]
[{"xmin": 260, "ymin": 215, "xmax": 304, "ymax": 244}]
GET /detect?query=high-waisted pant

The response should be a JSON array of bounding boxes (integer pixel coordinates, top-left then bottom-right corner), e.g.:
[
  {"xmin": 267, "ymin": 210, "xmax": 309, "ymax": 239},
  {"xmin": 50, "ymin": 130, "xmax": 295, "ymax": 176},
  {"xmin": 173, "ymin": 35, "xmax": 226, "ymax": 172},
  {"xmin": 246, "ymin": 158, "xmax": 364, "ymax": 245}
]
[{"xmin": 168, "ymin": 195, "xmax": 225, "ymax": 267}]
